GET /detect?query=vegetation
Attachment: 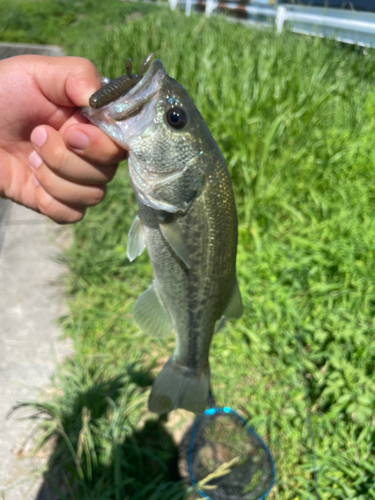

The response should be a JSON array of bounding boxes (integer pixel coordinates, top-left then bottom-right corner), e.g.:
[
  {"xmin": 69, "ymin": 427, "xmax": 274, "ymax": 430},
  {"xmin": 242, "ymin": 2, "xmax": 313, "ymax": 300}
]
[{"xmin": 2, "ymin": 0, "xmax": 375, "ymax": 498}]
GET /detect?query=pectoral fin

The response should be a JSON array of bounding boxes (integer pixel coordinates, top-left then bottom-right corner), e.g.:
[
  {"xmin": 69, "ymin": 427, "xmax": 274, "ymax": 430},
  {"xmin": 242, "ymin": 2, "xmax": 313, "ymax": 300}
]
[
  {"xmin": 127, "ymin": 214, "xmax": 146, "ymax": 262},
  {"xmin": 159, "ymin": 219, "xmax": 190, "ymax": 269},
  {"xmin": 223, "ymin": 278, "xmax": 243, "ymax": 319},
  {"xmin": 133, "ymin": 282, "xmax": 172, "ymax": 338}
]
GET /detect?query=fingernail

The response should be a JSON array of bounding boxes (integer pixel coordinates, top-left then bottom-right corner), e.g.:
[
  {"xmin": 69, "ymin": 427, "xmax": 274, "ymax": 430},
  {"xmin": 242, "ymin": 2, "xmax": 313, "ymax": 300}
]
[
  {"xmin": 29, "ymin": 150, "xmax": 43, "ymax": 170},
  {"xmin": 32, "ymin": 174, "xmax": 40, "ymax": 187},
  {"xmin": 31, "ymin": 127, "xmax": 47, "ymax": 148},
  {"xmin": 67, "ymin": 130, "xmax": 90, "ymax": 151}
]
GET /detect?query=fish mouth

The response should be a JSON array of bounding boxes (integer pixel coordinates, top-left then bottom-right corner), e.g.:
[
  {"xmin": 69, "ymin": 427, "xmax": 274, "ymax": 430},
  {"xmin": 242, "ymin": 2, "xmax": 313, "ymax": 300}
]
[
  {"xmin": 81, "ymin": 59, "xmax": 166, "ymax": 147},
  {"xmin": 123, "ymin": 58, "xmax": 164, "ymax": 100},
  {"xmin": 109, "ymin": 59, "xmax": 165, "ymax": 121},
  {"xmin": 82, "ymin": 59, "xmax": 165, "ymax": 120}
]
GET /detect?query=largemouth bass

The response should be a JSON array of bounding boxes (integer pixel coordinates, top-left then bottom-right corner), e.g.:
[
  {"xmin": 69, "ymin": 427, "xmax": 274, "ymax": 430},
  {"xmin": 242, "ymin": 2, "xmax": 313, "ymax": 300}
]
[{"xmin": 82, "ymin": 56, "xmax": 243, "ymax": 414}]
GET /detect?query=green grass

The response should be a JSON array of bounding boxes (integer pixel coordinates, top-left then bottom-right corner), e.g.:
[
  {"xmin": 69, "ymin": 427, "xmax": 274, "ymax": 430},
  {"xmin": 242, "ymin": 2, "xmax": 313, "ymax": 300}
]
[
  {"xmin": 0, "ymin": 0, "xmax": 160, "ymax": 48},
  {"xmin": 3, "ymin": 1, "xmax": 375, "ymax": 498}
]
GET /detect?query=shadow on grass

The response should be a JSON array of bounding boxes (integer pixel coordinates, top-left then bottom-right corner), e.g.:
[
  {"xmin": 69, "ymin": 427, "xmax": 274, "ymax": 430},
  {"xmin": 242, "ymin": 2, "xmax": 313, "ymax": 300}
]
[{"xmin": 27, "ymin": 364, "xmax": 188, "ymax": 500}]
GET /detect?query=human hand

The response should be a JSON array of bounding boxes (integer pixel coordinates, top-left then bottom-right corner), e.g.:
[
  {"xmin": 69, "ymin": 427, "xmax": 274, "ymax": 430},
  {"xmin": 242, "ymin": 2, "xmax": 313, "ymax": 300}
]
[{"xmin": 0, "ymin": 55, "xmax": 127, "ymax": 223}]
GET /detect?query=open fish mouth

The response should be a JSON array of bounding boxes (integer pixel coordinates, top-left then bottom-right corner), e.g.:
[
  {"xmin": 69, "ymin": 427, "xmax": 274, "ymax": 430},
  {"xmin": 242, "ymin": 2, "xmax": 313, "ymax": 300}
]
[
  {"xmin": 81, "ymin": 59, "xmax": 166, "ymax": 146},
  {"xmin": 83, "ymin": 59, "xmax": 165, "ymax": 118}
]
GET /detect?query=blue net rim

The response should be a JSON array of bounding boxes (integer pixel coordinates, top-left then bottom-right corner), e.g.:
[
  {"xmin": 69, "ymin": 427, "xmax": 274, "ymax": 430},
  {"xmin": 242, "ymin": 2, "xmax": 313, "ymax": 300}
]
[{"xmin": 187, "ymin": 407, "xmax": 276, "ymax": 500}]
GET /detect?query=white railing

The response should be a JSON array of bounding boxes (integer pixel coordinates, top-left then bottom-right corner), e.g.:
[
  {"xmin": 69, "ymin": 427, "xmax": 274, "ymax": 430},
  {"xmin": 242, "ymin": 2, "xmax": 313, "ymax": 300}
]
[{"xmin": 168, "ymin": 0, "xmax": 375, "ymax": 48}]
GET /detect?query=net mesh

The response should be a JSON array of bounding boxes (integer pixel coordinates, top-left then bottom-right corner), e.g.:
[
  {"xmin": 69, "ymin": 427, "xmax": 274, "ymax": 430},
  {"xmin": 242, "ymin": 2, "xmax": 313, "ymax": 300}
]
[{"xmin": 187, "ymin": 409, "xmax": 275, "ymax": 500}]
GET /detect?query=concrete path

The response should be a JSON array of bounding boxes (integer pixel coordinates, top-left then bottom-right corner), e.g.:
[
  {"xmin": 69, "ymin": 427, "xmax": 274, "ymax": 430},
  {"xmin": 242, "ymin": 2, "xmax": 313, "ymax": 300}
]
[
  {"xmin": 0, "ymin": 42, "xmax": 64, "ymax": 59},
  {"xmin": 0, "ymin": 201, "xmax": 73, "ymax": 500}
]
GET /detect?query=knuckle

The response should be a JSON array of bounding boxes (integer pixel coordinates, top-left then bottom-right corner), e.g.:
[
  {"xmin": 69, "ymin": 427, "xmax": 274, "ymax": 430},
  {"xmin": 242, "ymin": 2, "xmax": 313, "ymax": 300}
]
[
  {"xmin": 39, "ymin": 171, "xmax": 54, "ymax": 194},
  {"xmin": 36, "ymin": 188, "xmax": 54, "ymax": 215},
  {"xmin": 48, "ymin": 145, "xmax": 67, "ymax": 174},
  {"xmin": 36, "ymin": 187, "xmax": 85, "ymax": 224}
]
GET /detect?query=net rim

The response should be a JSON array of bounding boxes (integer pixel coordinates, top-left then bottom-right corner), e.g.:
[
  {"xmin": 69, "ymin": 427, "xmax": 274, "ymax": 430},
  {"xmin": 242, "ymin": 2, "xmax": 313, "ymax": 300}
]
[{"xmin": 187, "ymin": 406, "xmax": 276, "ymax": 500}]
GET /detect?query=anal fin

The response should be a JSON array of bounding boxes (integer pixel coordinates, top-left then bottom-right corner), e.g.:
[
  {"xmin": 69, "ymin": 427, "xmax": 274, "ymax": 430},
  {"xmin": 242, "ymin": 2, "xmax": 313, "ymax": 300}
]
[{"xmin": 223, "ymin": 278, "xmax": 243, "ymax": 319}]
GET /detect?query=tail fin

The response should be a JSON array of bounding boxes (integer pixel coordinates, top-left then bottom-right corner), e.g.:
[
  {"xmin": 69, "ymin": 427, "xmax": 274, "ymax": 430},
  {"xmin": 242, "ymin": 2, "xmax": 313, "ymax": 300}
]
[{"xmin": 148, "ymin": 358, "xmax": 209, "ymax": 414}]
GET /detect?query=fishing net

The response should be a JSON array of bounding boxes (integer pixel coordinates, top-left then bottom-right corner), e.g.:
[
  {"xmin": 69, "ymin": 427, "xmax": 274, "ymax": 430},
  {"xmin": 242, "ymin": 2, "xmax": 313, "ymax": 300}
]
[{"xmin": 187, "ymin": 407, "xmax": 275, "ymax": 500}]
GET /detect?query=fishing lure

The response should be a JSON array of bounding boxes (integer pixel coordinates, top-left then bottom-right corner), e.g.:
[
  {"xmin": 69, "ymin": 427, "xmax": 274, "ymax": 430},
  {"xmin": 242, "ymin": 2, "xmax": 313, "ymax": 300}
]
[{"xmin": 89, "ymin": 53, "xmax": 154, "ymax": 108}]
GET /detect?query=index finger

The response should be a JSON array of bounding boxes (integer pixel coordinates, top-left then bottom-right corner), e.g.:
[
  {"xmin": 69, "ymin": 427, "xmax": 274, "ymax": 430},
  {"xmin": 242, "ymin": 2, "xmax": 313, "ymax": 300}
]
[{"xmin": 63, "ymin": 115, "xmax": 128, "ymax": 166}]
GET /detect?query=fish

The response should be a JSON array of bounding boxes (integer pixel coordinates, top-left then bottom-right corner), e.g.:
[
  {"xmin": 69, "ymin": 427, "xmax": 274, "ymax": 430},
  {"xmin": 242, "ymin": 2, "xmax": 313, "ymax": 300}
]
[{"xmin": 81, "ymin": 55, "xmax": 243, "ymax": 414}]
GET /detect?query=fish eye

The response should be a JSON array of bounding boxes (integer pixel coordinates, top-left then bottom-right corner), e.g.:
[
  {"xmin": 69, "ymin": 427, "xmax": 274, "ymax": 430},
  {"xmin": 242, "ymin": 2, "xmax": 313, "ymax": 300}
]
[{"xmin": 166, "ymin": 107, "xmax": 187, "ymax": 129}]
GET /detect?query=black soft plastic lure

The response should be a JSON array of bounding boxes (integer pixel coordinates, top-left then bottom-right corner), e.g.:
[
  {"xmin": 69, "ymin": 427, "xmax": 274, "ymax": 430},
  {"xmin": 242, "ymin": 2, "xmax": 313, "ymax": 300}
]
[{"xmin": 89, "ymin": 53, "xmax": 154, "ymax": 109}]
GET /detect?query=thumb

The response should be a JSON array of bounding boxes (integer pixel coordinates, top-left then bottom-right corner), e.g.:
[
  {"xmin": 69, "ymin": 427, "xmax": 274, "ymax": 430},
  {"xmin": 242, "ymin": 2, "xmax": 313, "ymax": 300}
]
[{"xmin": 33, "ymin": 55, "xmax": 102, "ymax": 108}]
